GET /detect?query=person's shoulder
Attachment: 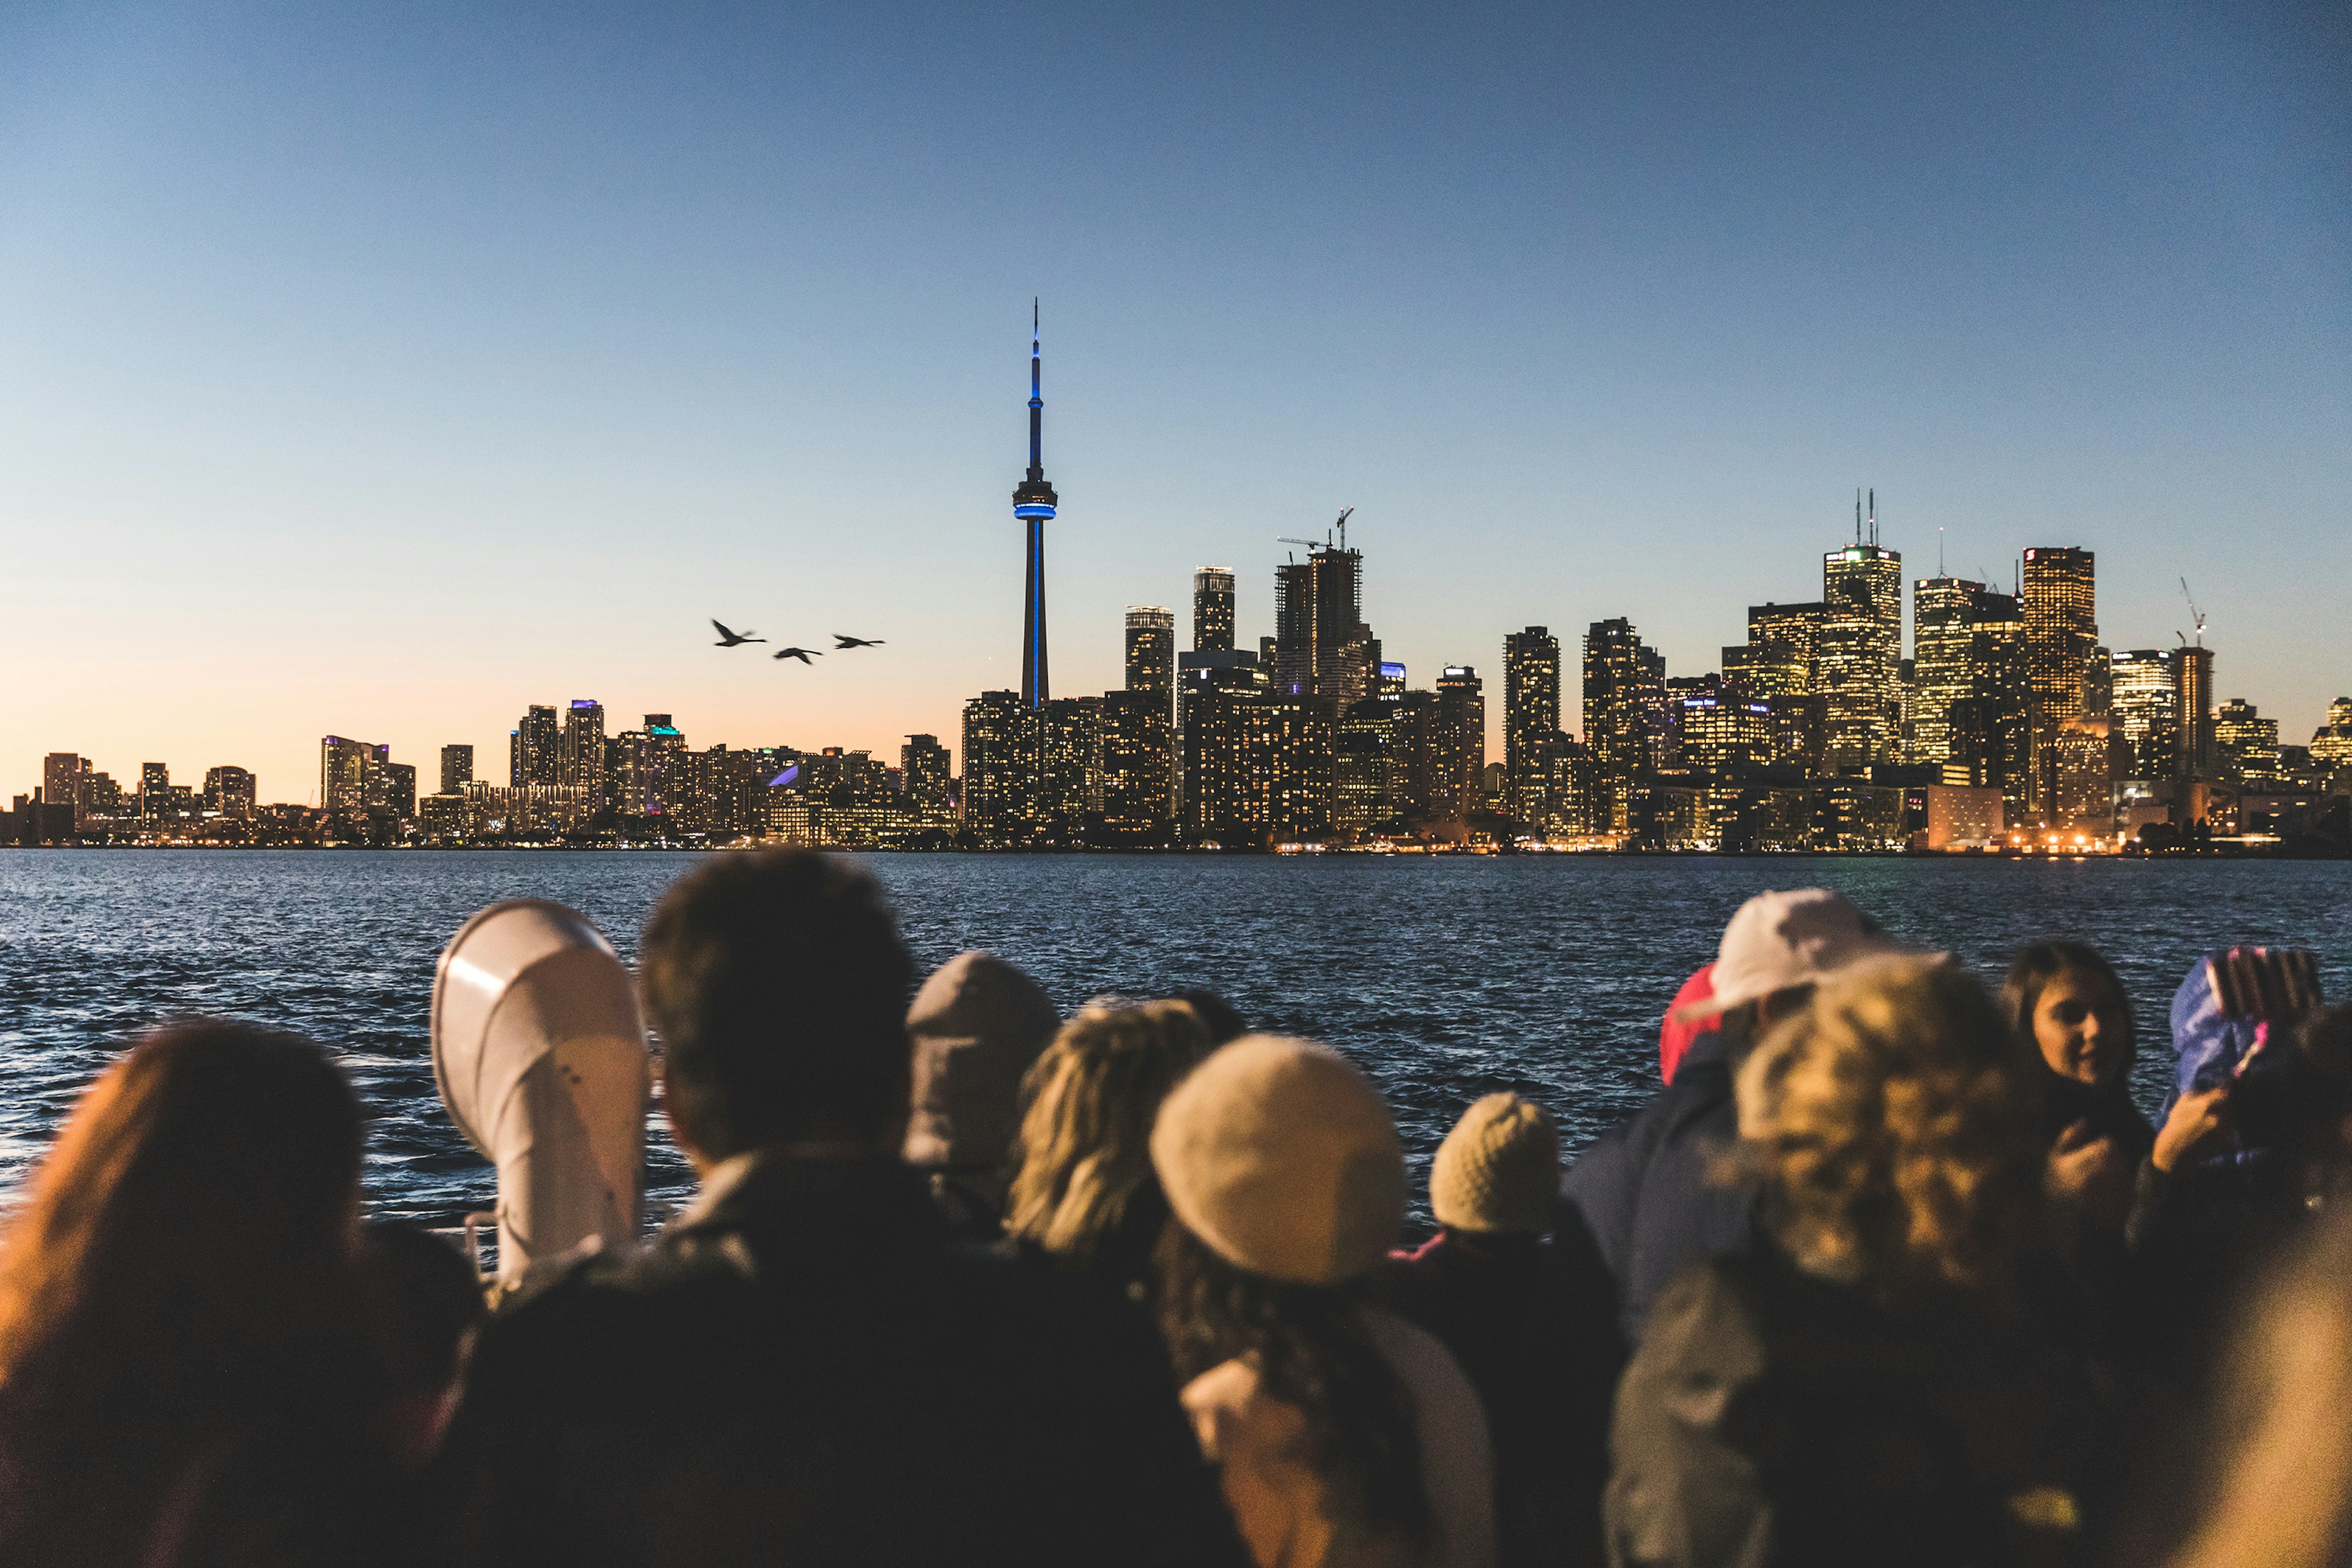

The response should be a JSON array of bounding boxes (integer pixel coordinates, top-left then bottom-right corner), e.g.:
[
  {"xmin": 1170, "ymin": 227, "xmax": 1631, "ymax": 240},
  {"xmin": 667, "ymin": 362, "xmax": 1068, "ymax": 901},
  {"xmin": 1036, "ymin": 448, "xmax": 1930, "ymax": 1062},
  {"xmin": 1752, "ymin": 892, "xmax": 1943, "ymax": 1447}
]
[{"xmin": 1631, "ymin": 1254, "xmax": 1776, "ymax": 1376}]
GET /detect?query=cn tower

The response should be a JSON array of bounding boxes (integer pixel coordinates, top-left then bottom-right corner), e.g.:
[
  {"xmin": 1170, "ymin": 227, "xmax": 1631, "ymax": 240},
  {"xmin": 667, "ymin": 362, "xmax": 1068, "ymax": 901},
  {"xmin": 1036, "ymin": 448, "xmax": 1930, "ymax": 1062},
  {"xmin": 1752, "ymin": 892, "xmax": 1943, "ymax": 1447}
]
[{"xmin": 1012, "ymin": 299, "xmax": 1058, "ymax": 708}]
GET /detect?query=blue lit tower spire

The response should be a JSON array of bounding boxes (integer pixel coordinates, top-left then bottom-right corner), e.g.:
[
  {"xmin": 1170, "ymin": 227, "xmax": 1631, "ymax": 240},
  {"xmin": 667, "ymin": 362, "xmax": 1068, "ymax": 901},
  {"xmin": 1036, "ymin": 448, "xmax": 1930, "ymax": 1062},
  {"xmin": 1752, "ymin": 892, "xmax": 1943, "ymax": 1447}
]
[{"xmin": 1012, "ymin": 298, "xmax": 1058, "ymax": 708}]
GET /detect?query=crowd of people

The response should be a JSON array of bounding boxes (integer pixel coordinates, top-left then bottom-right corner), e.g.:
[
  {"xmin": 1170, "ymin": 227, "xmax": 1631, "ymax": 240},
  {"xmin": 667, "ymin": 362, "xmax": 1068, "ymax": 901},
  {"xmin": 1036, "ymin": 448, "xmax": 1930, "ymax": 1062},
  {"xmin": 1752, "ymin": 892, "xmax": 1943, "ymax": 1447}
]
[{"xmin": 0, "ymin": 848, "xmax": 2346, "ymax": 1567}]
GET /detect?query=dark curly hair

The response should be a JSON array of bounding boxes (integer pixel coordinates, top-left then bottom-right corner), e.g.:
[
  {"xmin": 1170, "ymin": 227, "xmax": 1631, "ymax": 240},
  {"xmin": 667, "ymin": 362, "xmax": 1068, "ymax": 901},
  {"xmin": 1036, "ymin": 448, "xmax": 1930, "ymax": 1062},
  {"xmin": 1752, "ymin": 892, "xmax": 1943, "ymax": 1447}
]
[{"xmin": 1155, "ymin": 1220, "xmax": 1431, "ymax": 1549}]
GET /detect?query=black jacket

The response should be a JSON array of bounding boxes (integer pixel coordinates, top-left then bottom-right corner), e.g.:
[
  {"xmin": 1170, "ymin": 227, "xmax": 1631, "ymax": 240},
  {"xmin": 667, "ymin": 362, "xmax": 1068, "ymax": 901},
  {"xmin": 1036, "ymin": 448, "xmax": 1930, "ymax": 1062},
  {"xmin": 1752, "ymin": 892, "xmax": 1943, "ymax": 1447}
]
[
  {"xmin": 443, "ymin": 1153, "xmax": 1249, "ymax": 1568},
  {"xmin": 1558, "ymin": 1032, "xmax": 1758, "ymax": 1344},
  {"xmin": 1373, "ymin": 1229, "xmax": 1624, "ymax": 1568},
  {"xmin": 1605, "ymin": 1253, "xmax": 2113, "ymax": 1568}
]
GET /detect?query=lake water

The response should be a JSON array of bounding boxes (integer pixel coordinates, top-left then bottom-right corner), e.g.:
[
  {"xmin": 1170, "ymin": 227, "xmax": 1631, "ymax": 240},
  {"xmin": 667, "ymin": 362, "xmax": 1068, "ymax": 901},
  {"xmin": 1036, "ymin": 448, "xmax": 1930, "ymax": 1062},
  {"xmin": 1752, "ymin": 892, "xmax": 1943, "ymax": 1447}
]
[{"xmin": 3, "ymin": 850, "xmax": 2347, "ymax": 1224}]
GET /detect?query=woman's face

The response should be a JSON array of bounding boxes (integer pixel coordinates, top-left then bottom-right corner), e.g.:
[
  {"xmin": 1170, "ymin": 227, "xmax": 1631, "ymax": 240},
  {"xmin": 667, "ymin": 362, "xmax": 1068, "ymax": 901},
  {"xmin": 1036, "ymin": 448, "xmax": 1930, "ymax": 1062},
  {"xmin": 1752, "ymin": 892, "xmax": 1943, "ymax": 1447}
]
[{"xmin": 2032, "ymin": 968, "xmax": 2129, "ymax": 1086}]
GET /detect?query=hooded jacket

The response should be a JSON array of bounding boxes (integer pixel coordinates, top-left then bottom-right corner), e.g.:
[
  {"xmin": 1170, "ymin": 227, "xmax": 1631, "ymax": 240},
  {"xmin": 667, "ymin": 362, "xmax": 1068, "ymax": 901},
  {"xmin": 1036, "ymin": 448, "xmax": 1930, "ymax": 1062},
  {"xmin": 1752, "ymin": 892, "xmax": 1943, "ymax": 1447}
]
[{"xmin": 902, "ymin": 952, "xmax": 1060, "ymax": 1234}]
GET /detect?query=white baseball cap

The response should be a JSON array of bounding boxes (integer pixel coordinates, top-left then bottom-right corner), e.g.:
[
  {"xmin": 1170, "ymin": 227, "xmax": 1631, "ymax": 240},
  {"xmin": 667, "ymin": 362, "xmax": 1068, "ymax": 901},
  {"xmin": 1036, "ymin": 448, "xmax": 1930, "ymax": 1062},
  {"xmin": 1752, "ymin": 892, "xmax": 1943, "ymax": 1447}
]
[{"xmin": 1676, "ymin": 888, "xmax": 1908, "ymax": 1019}]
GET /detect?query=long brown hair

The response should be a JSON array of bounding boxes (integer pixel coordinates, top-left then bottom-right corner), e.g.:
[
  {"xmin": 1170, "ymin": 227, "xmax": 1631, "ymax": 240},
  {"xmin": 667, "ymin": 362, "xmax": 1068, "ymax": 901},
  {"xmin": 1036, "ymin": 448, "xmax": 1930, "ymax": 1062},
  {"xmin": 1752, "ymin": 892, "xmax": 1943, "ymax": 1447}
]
[
  {"xmin": 0, "ymin": 1022, "xmax": 383, "ymax": 1561},
  {"xmin": 1005, "ymin": 999, "xmax": 1210, "ymax": 1259},
  {"xmin": 2000, "ymin": 939, "xmax": 2136, "ymax": 1088}
]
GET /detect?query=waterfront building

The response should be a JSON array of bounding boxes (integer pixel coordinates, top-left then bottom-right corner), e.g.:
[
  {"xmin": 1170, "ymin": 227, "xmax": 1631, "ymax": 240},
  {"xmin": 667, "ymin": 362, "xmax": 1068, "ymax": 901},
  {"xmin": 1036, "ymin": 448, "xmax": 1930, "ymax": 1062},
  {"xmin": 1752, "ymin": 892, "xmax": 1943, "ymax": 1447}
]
[
  {"xmin": 1193, "ymin": 567, "xmax": 1235, "ymax": 652},
  {"xmin": 562, "ymin": 701, "xmax": 607, "ymax": 802},
  {"xmin": 1741, "ymin": 601, "xmax": 1826, "ymax": 698},
  {"xmin": 1181, "ymin": 672, "xmax": 1333, "ymax": 846},
  {"xmin": 320, "ymin": 736, "xmax": 385, "ymax": 815},
  {"xmin": 1583, "ymin": 620, "xmax": 1660, "ymax": 834},
  {"xmin": 682, "ymin": 744, "xmax": 770, "ymax": 839},
  {"xmin": 511, "ymin": 704, "xmax": 560, "ymax": 787},
  {"xmin": 1012, "ymin": 302, "xmax": 1058, "ymax": 709},
  {"xmin": 139, "ymin": 762, "xmax": 171, "ymax": 821},
  {"xmin": 1679, "ymin": 692, "xmax": 1773, "ymax": 775},
  {"xmin": 1431, "ymin": 666, "xmax": 1485, "ymax": 824},
  {"xmin": 1764, "ymin": 693, "xmax": 1826, "ymax": 775},
  {"xmin": 440, "ymin": 744, "xmax": 474, "ymax": 796},
  {"xmin": 2049, "ymin": 715, "xmax": 2116, "ymax": 833},
  {"xmin": 374, "ymin": 761, "xmax": 418, "ymax": 819},
  {"xmin": 2173, "ymin": 643, "xmax": 2214, "ymax": 780},
  {"xmin": 1095, "ymin": 690, "xmax": 1174, "ymax": 842},
  {"xmin": 1332, "ymin": 696, "xmax": 1400, "ymax": 840},
  {"xmin": 902, "ymin": 734, "xmax": 951, "ymax": 824},
  {"xmin": 2310, "ymin": 698, "xmax": 2352, "ymax": 769},
  {"xmin": 1178, "ymin": 662, "xmax": 1268, "ymax": 841},
  {"xmin": 1948, "ymin": 589, "xmax": 2031, "ymax": 823},
  {"xmin": 1910, "ymin": 576, "xmax": 1981, "ymax": 768},
  {"xmin": 2022, "ymin": 546, "xmax": 2098, "ymax": 819},
  {"xmin": 2109, "ymin": 649, "xmax": 2177, "ymax": 780},
  {"xmin": 2084, "ymin": 646, "xmax": 2113, "ymax": 717},
  {"xmin": 202, "ymin": 766, "xmax": 255, "ymax": 819},
  {"xmin": 960, "ymin": 691, "xmax": 1030, "ymax": 845},
  {"xmin": 1125, "ymin": 606, "xmax": 1175, "ymax": 696},
  {"xmin": 1925, "ymin": 784, "xmax": 2004, "ymax": 850},
  {"xmin": 43, "ymin": 755, "xmax": 87, "ymax": 827},
  {"xmin": 1035, "ymin": 697, "xmax": 1098, "ymax": 835},
  {"xmin": 1819, "ymin": 514, "xmax": 1903, "ymax": 772},
  {"xmin": 1378, "ymin": 660, "xmax": 1406, "ymax": 698},
  {"xmin": 2214, "ymin": 699, "xmax": 2278, "ymax": 786},
  {"xmin": 1536, "ymin": 733, "xmax": 1596, "ymax": 839},
  {"xmin": 1273, "ymin": 539, "xmax": 1378, "ymax": 704},
  {"xmin": 1503, "ymin": 627, "xmax": 1561, "ymax": 822}
]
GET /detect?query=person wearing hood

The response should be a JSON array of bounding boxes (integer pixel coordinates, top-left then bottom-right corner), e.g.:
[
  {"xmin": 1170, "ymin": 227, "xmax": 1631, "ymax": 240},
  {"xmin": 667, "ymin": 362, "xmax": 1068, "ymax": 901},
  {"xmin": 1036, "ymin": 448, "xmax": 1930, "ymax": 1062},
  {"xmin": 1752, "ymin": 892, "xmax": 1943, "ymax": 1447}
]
[
  {"xmin": 1155, "ymin": 1035, "xmax": 1497, "ymax": 1568},
  {"xmin": 1374, "ymin": 1094, "xmax": 1620, "ymax": 1568},
  {"xmin": 2001, "ymin": 942, "xmax": 2152, "ymax": 1235},
  {"xmin": 902, "ymin": 949, "xmax": 1061, "ymax": 1238},
  {"xmin": 1559, "ymin": 889, "xmax": 1906, "ymax": 1342}
]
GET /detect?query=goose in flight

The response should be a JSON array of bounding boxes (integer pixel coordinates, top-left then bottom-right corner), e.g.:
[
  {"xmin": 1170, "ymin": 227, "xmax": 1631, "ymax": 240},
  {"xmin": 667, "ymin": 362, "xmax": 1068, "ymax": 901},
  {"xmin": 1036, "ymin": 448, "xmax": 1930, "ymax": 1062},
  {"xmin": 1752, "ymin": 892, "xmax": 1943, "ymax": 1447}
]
[
  {"xmin": 833, "ymin": 634, "xmax": 885, "ymax": 649},
  {"xmin": 772, "ymin": 647, "xmax": 822, "ymax": 665},
  {"xmin": 711, "ymin": 620, "xmax": 766, "ymax": 647}
]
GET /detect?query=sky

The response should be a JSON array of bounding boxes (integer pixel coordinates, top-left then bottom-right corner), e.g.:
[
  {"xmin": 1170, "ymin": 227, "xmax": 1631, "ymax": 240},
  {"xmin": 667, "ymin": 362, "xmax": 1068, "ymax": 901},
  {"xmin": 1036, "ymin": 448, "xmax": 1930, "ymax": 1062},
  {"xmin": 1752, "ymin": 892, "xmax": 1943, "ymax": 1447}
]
[{"xmin": 2, "ymin": 1, "xmax": 2346, "ymax": 802}]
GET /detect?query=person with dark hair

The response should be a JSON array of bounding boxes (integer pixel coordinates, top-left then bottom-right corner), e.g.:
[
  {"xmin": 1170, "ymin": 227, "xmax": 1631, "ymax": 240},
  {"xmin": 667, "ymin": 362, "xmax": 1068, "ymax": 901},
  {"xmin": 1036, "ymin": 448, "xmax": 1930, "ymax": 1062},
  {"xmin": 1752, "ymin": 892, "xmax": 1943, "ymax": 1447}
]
[
  {"xmin": 902, "ymin": 949, "xmax": 1061, "ymax": 1237},
  {"xmin": 1153, "ymin": 1033, "xmax": 1495, "ymax": 1568},
  {"xmin": 1374, "ymin": 1095, "xmax": 1621, "ymax": 1568},
  {"xmin": 445, "ymin": 850, "xmax": 1246, "ymax": 1568},
  {"xmin": 1172, "ymin": 987, "xmax": 1251, "ymax": 1047},
  {"xmin": 1607, "ymin": 957, "xmax": 2117, "ymax": 1568},
  {"xmin": 357, "ymin": 1221, "xmax": 486, "ymax": 1469},
  {"xmin": 2002, "ymin": 941, "xmax": 2152, "ymax": 1232},
  {"xmin": 1561, "ymin": 889, "xmax": 1905, "ymax": 1341},
  {"xmin": 0, "ymin": 1022, "xmax": 396, "ymax": 1567}
]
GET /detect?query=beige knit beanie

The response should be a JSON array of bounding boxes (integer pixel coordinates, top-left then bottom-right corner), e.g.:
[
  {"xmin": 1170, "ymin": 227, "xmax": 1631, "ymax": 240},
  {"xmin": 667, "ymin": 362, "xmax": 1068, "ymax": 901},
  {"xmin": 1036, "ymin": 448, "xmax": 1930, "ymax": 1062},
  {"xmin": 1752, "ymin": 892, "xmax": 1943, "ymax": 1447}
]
[
  {"xmin": 1430, "ymin": 1092, "xmax": 1560, "ymax": 1234},
  {"xmin": 1150, "ymin": 1034, "xmax": 1404, "ymax": 1286}
]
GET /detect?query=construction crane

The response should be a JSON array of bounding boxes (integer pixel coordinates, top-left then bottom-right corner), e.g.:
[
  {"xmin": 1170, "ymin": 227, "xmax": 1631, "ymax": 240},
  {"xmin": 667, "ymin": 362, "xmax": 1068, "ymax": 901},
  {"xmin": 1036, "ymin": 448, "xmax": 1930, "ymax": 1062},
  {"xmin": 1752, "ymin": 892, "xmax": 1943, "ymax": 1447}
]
[
  {"xmin": 1275, "ymin": 507, "xmax": 1357, "ymax": 555},
  {"xmin": 2178, "ymin": 577, "xmax": 2207, "ymax": 647}
]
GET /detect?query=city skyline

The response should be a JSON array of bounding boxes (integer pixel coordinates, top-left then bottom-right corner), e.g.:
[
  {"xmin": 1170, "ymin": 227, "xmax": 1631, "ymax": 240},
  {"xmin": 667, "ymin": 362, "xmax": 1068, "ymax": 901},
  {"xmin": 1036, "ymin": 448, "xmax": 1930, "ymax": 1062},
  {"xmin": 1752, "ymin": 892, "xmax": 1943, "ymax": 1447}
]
[{"xmin": 3, "ymin": 5, "xmax": 2346, "ymax": 796}]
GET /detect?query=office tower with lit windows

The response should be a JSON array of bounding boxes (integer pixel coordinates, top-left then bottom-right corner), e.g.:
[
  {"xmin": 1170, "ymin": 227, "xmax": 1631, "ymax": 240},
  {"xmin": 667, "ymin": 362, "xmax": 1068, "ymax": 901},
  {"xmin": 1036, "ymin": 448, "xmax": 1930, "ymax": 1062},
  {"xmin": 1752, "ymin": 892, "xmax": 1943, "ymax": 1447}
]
[
  {"xmin": 139, "ymin": 762, "xmax": 171, "ymax": 820},
  {"xmin": 1012, "ymin": 303, "xmax": 1058, "ymax": 709},
  {"xmin": 511, "ymin": 705, "xmax": 560, "ymax": 787},
  {"xmin": 2173, "ymin": 643, "xmax": 2214, "ymax": 780},
  {"xmin": 960, "ymin": 691, "xmax": 1030, "ymax": 845},
  {"xmin": 1332, "ymin": 696, "xmax": 1400, "ymax": 840},
  {"xmin": 1193, "ymin": 567, "xmax": 1235, "ymax": 653},
  {"xmin": 902, "ymin": 735, "xmax": 951, "ymax": 823},
  {"xmin": 1273, "ymin": 538, "xmax": 1378, "ymax": 703},
  {"xmin": 1180, "ymin": 679, "xmax": 1333, "ymax": 846},
  {"xmin": 321, "ymin": 736, "xmax": 386, "ymax": 815},
  {"xmin": 1503, "ymin": 627, "xmax": 1561, "ymax": 821},
  {"xmin": 1125, "ymin": 606, "xmax": 1175, "ymax": 696},
  {"xmin": 440, "ymin": 744, "xmax": 474, "ymax": 796},
  {"xmin": 1911, "ymin": 576, "xmax": 1981, "ymax": 769},
  {"xmin": 202, "ymin": 766, "xmax": 255, "ymax": 819},
  {"xmin": 1094, "ymin": 690, "xmax": 1175, "ymax": 842},
  {"xmin": 1819, "ymin": 503, "xmax": 1902, "ymax": 772},
  {"xmin": 2109, "ymin": 650, "xmax": 2176, "ymax": 779},
  {"xmin": 1679, "ymin": 692, "xmax": 1773, "ymax": 775},
  {"xmin": 2022, "ymin": 546, "xmax": 2098, "ymax": 817},
  {"xmin": 43, "ymin": 755, "xmax": 87, "ymax": 825},
  {"xmin": 1583, "ymin": 620, "xmax": 1660, "ymax": 833},
  {"xmin": 1741, "ymin": 602, "xmax": 1826, "ymax": 698},
  {"xmin": 2308, "ymin": 698, "xmax": 2352, "ymax": 769},
  {"xmin": 562, "ymin": 701, "xmax": 607, "ymax": 802},
  {"xmin": 2050, "ymin": 716, "xmax": 2116, "ymax": 833},
  {"xmin": 1948, "ymin": 589, "xmax": 2030, "ymax": 820},
  {"xmin": 2214, "ymin": 699, "xmax": 2278, "ymax": 785},
  {"xmin": 1431, "ymin": 666, "xmax": 1485, "ymax": 823}
]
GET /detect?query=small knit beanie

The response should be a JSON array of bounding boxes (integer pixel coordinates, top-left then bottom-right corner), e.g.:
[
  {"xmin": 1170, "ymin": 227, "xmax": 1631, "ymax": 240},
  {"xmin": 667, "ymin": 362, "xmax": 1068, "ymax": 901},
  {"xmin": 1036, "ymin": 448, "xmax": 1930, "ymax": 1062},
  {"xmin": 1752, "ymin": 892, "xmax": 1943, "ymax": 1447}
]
[
  {"xmin": 1150, "ymin": 1035, "xmax": 1404, "ymax": 1286},
  {"xmin": 902, "ymin": 951, "xmax": 1060, "ymax": 1168},
  {"xmin": 1430, "ymin": 1093, "xmax": 1560, "ymax": 1234}
]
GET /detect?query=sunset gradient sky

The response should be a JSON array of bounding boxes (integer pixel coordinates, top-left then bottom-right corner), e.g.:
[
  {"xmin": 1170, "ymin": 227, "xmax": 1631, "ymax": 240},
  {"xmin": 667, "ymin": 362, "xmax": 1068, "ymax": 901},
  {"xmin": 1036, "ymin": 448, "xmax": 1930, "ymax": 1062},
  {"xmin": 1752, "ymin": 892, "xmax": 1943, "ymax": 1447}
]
[{"xmin": 3, "ymin": 2, "xmax": 2346, "ymax": 801}]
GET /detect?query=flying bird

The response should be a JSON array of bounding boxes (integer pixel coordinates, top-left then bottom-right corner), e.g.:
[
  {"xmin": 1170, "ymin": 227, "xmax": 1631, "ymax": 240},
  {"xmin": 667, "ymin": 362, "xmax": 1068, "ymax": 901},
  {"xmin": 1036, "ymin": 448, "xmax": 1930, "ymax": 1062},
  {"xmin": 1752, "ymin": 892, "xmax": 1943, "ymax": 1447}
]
[
  {"xmin": 832, "ymin": 635, "xmax": 886, "ymax": 649},
  {"xmin": 710, "ymin": 620, "xmax": 766, "ymax": 647},
  {"xmin": 772, "ymin": 647, "xmax": 821, "ymax": 664}
]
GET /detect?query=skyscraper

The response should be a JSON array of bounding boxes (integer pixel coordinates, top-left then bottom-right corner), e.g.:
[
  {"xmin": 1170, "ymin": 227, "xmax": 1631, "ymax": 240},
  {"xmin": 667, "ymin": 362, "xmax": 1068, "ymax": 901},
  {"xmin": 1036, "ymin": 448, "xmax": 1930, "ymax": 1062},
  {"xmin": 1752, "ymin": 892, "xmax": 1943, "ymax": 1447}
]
[
  {"xmin": 440, "ymin": 744, "xmax": 475, "ymax": 796},
  {"xmin": 1125, "ymin": 606, "xmax": 1175, "ymax": 696},
  {"xmin": 1819, "ymin": 500, "xmax": 1902, "ymax": 772},
  {"xmin": 1583, "ymin": 619, "xmax": 1659, "ymax": 833},
  {"xmin": 43, "ymin": 754, "xmax": 88, "ymax": 826},
  {"xmin": 1431, "ymin": 666, "xmax": 1485, "ymax": 823},
  {"xmin": 2109, "ymin": 650, "xmax": 2177, "ymax": 778},
  {"xmin": 1502, "ymin": 627, "xmax": 1561, "ymax": 822},
  {"xmin": 2022, "ymin": 546, "xmax": 2097, "ymax": 819},
  {"xmin": 1272, "ymin": 538, "xmax": 1376, "ymax": 703},
  {"xmin": 1741, "ymin": 602, "xmax": 1826, "ymax": 698},
  {"xmin": 320, "ymin": 736, "xmax": 386, "ymax": 815},
  {"xmin": 1192, "ymin": 567, "xmax": 1235, "ymax": 652},
  {"xmin": 1095, "ymin": 690, "xmax": 1175, "ymax": 842},
  {"xmin": 1012, "ymin": 301, "xmax": 1058, "ymax": 709},
  {"xmin": 961, "ymin": 690, "xmax": 1031, "ymax": 845},
  {"xmin": 1949, "ymin": 589, "xmax": 2030, "ymax": 821},
  {"xmin": 2214, "ymin": 699, "xmax": 2278, "ymax": 784},
  {"xmin": 2173, "ymin": 642, "xmax": 2214, "ymax": 781},
  {"xmin": 562, "ymin": 701, "xmax": 606, "ymax": 802},
  {"xmin": 202, "ymin": 766, "xmax": 255, "ymax": 819},
  {"xmin": 901, "ymin": 734, "xmax": 951, "ymax": 824},
  {"xmin": 140, "ymin": 762, "xmax": 171, "ymax": 820},
  {"xmin": 1910, "ymin": 576, "xmax": 1981, "ymax": 769},
  {"xmin": 511, "ymin": 704, "xmax": 560, "ymax": 787}
]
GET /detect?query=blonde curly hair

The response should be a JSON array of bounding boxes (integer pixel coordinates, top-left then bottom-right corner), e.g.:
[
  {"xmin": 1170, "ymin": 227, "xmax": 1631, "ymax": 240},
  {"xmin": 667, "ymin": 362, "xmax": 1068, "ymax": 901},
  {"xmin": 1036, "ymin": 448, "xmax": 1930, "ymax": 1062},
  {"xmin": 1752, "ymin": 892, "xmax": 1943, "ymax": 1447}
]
[
  {"xmin": 1006, "ymin": 999, "xmax": 1212, "ymax": 1260},
  {"xmin": 1736, "ymin": 954, "xmax": 2043, "ymax": 1299}
]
